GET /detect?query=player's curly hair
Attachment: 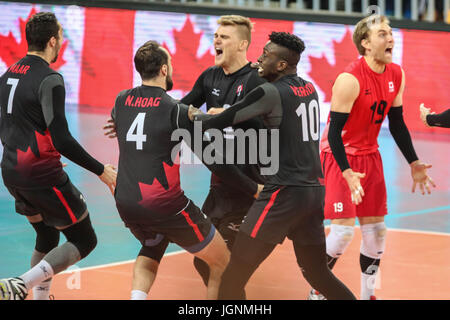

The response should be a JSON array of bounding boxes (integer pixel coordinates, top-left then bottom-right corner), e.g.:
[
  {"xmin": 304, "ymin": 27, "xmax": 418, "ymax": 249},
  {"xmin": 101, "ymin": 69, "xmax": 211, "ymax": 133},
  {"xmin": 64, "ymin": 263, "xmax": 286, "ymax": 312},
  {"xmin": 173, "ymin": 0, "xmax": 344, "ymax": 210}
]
[
  {"xmin": 268, "ymin": 32, "xmax": 305, "ymax": 66},
  {"xmin": 269, "ymin": 32, "xmax": 305, "ymax": 56}
]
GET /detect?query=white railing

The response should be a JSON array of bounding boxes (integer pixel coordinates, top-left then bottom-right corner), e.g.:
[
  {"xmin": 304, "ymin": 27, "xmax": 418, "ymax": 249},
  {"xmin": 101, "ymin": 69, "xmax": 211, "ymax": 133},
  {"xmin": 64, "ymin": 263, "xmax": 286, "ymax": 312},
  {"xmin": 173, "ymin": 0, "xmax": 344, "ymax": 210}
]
[{"xmin": 135, "ymin": 0, "xmax": 450, "ymax": 23}]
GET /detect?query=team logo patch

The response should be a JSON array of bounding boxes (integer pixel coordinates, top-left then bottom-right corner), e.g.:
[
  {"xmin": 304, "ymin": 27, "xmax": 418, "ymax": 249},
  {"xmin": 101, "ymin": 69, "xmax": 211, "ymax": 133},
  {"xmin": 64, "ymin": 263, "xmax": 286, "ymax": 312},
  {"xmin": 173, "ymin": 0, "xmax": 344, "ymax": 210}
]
[
  {"xmin": 236, "ymin": 84, "xmax": 243, "ymax": 97},
  {"xmin": 388, "ymin": 81, "xmax": 395, "ymax": 93},
  {"xmin": 212, "ymin": 88, "xmax": 220, "ymax": 96}
]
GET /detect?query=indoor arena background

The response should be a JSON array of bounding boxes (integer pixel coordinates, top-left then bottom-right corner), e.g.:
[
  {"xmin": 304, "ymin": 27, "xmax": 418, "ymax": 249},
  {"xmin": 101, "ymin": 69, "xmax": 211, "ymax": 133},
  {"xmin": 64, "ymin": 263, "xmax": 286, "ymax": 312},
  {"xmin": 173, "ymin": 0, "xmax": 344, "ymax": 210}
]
[{"xmin": 0, "ymin": 0, "xmax": 448, "ymax": 300}]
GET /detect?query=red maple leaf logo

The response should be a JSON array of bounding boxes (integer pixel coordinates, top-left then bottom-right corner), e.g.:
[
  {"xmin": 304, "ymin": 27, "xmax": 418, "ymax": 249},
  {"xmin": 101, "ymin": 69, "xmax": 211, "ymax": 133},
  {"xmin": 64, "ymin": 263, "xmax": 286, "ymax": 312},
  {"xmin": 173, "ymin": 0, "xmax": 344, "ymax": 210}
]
[
  {"xmin": 0, "ymin": 8, "xmax": 68, "ymax": 70},
  {"xmin": 308, "ymin": 28, "xmax": 359, "ymax": 102},
  {"xmin": 15, "ymin": 130, "xmax": 60, "ymax": 175},
  {"xmin": 163, "ymin": 15, "xmax": 214, "ymax": 92},
  {"xmin": 138, "ymin": 161, "xmax": 182, "ymax": 208}
]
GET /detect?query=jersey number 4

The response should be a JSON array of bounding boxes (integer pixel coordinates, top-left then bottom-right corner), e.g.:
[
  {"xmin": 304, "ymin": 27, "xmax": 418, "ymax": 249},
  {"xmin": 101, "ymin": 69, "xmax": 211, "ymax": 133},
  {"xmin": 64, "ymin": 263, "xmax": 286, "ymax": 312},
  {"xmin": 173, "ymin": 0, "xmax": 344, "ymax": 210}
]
[
  {"xmin": 4, "ymin": 78, "xmax": 19, "ymax": 114},
  {"xmin": 126, "ymin": 112, "xmax": 147, "ymax": 150},
  {"xmin": 296, "ymin": 99, "xmax": 319, "ymax": 141}
]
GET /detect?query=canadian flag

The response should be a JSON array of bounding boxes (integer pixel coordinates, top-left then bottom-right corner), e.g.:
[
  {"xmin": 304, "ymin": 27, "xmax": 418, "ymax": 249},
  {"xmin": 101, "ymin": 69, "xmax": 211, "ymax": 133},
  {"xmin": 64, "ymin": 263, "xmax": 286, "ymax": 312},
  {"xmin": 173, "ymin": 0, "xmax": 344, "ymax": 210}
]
[{"xmin": 1, "ymin": 3, "xmax": 448, "ymax": 134}]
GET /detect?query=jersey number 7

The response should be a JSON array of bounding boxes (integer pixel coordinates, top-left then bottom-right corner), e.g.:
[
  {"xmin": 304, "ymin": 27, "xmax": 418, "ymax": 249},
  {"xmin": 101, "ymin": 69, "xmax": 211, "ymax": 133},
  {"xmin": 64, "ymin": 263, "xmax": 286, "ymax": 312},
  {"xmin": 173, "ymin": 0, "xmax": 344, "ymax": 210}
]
[{"xmin": 4, "ymin": 78, "xmax": 19, "ymax": 114}]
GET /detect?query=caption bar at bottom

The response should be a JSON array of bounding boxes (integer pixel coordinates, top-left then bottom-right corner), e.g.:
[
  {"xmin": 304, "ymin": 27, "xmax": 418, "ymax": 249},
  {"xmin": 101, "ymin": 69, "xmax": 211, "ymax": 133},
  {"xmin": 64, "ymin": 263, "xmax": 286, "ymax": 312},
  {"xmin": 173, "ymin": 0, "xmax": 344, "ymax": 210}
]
[{"xmin": 178, "ymin": 304, "xmax": 272, "ymax": 317}]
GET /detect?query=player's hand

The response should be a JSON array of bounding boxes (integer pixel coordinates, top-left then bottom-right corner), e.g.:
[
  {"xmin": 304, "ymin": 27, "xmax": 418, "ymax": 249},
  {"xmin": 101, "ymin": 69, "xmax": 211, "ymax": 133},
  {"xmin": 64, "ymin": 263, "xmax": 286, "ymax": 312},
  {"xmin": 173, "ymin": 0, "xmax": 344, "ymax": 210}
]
[
  {"xmin": 103, "ymin": 118, "xmax": 117, "ymax": 138},
  {"xmin": 254, "ymin": 184, "xmax": 264, "ymax": 199},
  {"xmin": 207, "ymin": 107, "xmax": 225, "ymax": 115},
  {"xmin": 410, "ymin": 160, "xmax": 435, "ymax": 195},
  {"xmin": 188, "ymin": 105, "xmax": 203, "ymax": 121},
  {"xmin": 419, "ymin": 103, "xmax": 434, "ymax": 127},
  {"xmin": 99, "ymin": 164, "xmax": 117, "ymax": 196},
  {"xmin": 342, "ymin": 168, "xmax": 366, "ymax": 205}
]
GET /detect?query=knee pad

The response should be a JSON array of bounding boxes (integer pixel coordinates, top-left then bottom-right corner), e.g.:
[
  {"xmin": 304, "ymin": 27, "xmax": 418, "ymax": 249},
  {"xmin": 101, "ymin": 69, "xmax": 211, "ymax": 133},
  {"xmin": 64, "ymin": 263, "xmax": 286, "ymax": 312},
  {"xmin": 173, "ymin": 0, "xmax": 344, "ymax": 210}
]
[
  {"xmin": 62, "ymin": 215, "xmax": 97, "ymax": 259},
  {"xmin": 326, "ymin": 224, "xmax": 355, "ymax": 258},
  {"xmin": 31, "ymin": 221, "xmax": 60, "ymax": 253},
  {"xmin": 360, "ymin": 222, "xmax": 386, "ymax": 259}
]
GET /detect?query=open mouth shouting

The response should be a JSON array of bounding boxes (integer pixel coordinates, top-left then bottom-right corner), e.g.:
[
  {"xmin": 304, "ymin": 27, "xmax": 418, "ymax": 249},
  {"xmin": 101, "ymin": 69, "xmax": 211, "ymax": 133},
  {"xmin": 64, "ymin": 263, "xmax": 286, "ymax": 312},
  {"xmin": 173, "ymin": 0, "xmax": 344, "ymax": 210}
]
[{"xmin": 215, "ymin": 47, "xmax": 223, "ymax": 59}]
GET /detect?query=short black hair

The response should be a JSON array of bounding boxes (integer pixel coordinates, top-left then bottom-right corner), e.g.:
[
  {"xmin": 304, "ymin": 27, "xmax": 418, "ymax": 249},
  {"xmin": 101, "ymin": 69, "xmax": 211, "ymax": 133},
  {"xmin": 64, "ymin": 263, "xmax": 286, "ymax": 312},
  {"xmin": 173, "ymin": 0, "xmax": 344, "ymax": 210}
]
[
  {"xmin": 269, "ymin": 32, "xmax": 305, "ymax": 65},
  {"xmin": 134, "ymin": 40, "xmax": 169, "ymax": 81},
  {"xmin": 25, "ymin": 12, "xmax": 60, "ymax": 52}
]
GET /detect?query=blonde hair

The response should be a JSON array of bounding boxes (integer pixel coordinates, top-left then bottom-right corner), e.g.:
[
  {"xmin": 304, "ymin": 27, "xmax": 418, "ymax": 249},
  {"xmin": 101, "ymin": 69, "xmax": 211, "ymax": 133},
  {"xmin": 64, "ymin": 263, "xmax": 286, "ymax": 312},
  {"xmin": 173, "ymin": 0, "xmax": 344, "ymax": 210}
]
[
  {"xmin": 353, "ymin": 15, "xmax": 390, "ymax": 55},
  {"xmin": 217, "ymin": 15, "xmax": 253, "ymax": 45}
]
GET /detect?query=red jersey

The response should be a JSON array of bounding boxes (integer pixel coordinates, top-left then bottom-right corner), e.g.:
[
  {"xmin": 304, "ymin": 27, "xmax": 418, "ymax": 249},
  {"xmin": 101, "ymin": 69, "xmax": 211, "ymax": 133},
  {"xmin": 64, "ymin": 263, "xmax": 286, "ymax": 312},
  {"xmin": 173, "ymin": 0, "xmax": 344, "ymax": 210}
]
[{"xmin": 320, "ymin": 57, "xmax": 402, "ymax": 155}]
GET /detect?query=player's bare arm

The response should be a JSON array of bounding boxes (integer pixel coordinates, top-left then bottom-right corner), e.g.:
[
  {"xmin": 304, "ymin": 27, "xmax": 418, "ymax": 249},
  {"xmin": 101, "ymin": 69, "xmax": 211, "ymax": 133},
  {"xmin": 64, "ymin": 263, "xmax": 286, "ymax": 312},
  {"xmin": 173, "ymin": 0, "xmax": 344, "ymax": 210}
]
[
  {"xmin": 329, "ymin": 73, "xmax": 365, "ymax": 205},
  {"xmin": 388, "ymin": 69, "xmax": 435, "ymax": 195}
]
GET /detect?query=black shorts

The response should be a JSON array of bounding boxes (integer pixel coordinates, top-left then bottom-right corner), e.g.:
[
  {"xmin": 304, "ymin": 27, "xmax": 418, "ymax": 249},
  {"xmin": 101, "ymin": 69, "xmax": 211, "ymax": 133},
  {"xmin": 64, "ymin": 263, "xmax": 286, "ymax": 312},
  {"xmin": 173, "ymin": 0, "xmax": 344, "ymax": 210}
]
[
  {"xmin": 6, "ymin": 177, "xmax": 87, "ymax": 227},
  {"xmin": 123, "ymin": 200, "xmax": 215, "ymax": 254},
  {"xmin": 202, "ymin": 186, "xmax": 254, "ymax": 221},
  {"xmin": 212, "ymin": 212, "xmax": 246, "ymax": 250},
  {"xmin": 240, "ymin": 184, "xmax": 326, "ymax": 246},
  {"xmin": 203, "ymin": 187, "xmax": 252, "ymax": 250}
]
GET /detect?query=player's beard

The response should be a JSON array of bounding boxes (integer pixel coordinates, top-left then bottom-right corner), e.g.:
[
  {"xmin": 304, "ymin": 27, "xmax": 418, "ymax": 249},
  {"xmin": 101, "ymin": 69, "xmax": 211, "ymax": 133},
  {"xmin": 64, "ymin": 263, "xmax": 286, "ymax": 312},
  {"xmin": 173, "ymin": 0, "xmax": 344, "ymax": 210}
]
[
  {"xmin": 166, "ymin": 75, "xmax": 173, "ymax": 91},
  {"xmin": 51, "ymin": 43, "xmax": 61, "ymax": 64}
]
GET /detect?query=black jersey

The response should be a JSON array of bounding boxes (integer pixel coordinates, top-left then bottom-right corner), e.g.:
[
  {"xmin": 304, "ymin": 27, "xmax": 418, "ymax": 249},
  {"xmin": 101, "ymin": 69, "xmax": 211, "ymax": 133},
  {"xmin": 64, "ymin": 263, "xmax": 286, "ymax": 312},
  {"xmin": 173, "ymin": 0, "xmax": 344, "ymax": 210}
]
[
  {"xmin": 0, "ymin": 55, "xmax": 103, "ymax": 188},
  {"xmin": 113, "ymin": 86, "xmax": 188, "ymax": 219},
  {"xmin": 181, "ymin": 63, "xmax": 266, "ymax": 198},
  {"xmin": 194, "ymin": 74, "xmax": 323, "ymax": 187},
  {"xmin": 112, "ymin": 85, "xmax": 258, "ymax": 222}
]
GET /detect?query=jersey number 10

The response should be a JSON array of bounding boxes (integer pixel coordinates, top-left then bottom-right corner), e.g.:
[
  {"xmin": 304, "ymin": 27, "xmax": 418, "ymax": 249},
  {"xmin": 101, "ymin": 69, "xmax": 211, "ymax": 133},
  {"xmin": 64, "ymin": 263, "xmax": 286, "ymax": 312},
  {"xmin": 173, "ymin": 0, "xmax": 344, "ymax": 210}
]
[{"xmin": 296, "ymin": 99, "xmax": 319, "ymax": 142}]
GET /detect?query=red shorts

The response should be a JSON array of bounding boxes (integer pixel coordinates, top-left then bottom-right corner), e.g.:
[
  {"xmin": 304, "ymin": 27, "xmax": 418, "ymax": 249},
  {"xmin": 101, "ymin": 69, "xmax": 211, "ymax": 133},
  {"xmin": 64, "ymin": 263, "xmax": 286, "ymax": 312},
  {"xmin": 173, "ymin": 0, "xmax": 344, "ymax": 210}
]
[{"xmin": 321, "ymin": 151, "xmax": 387, "ymax": 220}]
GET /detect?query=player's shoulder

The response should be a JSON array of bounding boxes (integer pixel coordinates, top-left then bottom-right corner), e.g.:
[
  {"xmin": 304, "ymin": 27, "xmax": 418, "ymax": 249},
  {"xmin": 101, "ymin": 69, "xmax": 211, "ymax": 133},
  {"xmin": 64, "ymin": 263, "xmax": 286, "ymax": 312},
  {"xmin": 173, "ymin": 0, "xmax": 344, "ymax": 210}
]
[
  {"xmin": 163, "ymin": 91, "xmax": 180, "ymax": 106},
  {"xmin": 115, "ymin": 88, "xmax": 130, "ymax": 100},
  {"xmin": 194, "ymin": 65, "xmax": 221, "ymax": 84},
  {"xmin": 343, "ymin": 58, "xmax": 363, "ymax": 73},
  {"xmin": 387, "ymin": 62, "xmax": 403, "ymax": 76},
  {"xmin": 335, "ymin": 72, "xmax": 359, "ymax": 84},
  {"xmin": 202, "ymin": 65, "xmax": 221, "ymax": 77},
  {"xmin": 332, "ymin": 72, "xmax": 360, "ymax": 99}
]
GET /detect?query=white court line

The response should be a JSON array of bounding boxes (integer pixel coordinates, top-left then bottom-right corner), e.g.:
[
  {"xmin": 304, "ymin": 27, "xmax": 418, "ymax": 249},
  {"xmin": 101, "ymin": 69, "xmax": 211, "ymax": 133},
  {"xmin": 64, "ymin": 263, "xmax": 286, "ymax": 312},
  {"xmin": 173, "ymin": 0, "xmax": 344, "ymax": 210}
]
[
  {"xmin": 61, "ymin": 227, "xmax": 448, "ymax": 274},
  {"xmin": 60, "ymin": 250, "xmax": 186, "ymax": 274}
]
